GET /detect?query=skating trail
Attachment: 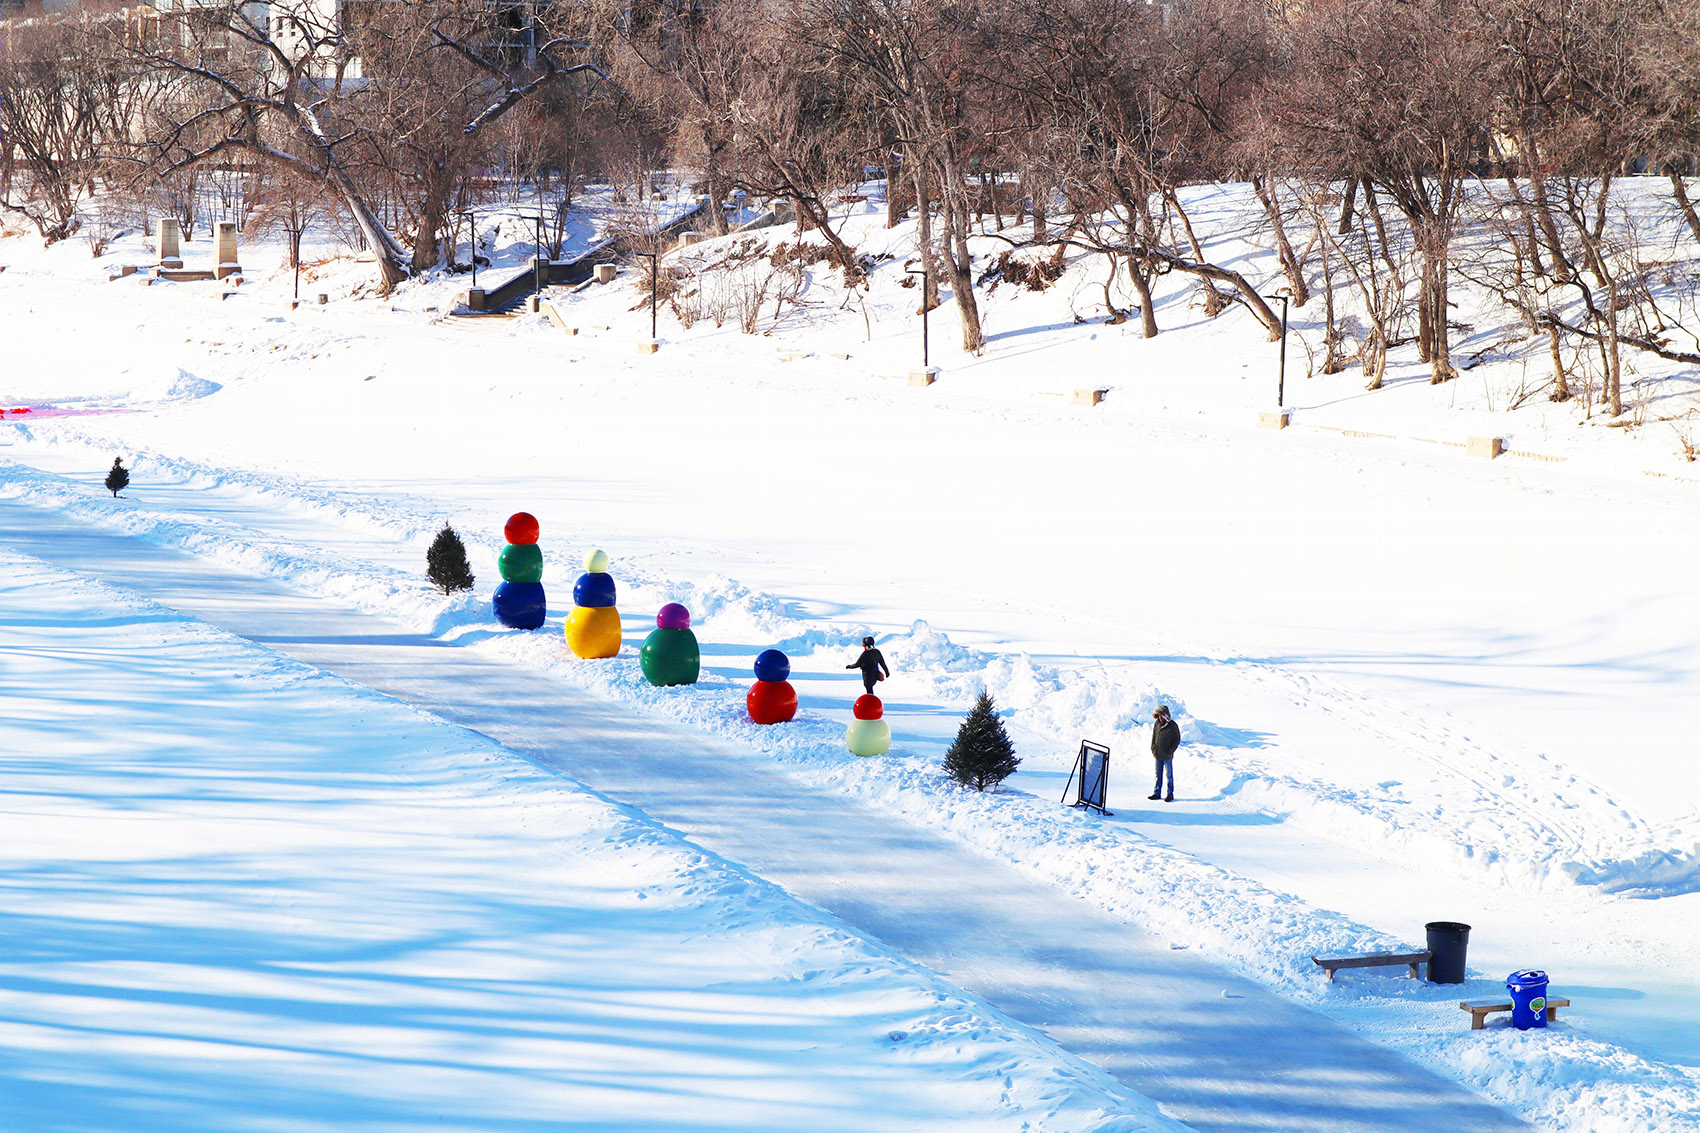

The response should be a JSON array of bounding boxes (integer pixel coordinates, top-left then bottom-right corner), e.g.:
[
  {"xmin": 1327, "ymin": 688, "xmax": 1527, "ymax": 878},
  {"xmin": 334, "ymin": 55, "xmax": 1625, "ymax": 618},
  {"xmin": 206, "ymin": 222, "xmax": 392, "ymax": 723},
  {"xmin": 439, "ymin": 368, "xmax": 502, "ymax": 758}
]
[{"xmin": 0, "ymin": 494, "xmax": 1526, "ymax": 1132}]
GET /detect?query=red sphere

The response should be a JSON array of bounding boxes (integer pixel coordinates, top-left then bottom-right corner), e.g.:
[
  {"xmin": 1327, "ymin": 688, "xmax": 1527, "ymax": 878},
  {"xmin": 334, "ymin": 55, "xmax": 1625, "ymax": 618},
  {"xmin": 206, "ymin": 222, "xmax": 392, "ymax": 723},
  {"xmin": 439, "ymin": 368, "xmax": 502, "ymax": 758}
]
[
  {"xmin": 853, "ymin": 694, "xmax": 884, "ymax": 720},
  {"xmin": 747, "ymin": 679, "xmax": 798, "ymax": 725},
  {"xmin": 504, "ymin": 512, "xmax": 540, "ymax": 545}
]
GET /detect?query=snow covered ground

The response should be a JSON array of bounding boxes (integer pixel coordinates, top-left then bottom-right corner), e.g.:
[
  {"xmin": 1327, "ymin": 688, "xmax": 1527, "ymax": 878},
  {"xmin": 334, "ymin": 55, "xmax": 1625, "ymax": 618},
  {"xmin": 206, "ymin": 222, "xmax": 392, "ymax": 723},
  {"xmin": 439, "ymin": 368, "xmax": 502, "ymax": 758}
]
[{"xmin": 2, "ymin": 180, "xmax": 1698, "ymax": 1129}]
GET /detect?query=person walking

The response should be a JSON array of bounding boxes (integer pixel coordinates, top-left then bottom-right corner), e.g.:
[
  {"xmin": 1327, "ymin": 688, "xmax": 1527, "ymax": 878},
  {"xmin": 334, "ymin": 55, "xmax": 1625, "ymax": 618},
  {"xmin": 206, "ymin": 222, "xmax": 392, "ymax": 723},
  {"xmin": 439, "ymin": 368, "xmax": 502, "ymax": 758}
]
[
  {"xmin": 846, "ymin": 636, "xmax": 891, "ymax": 695},
  {"xmin": 1149, "ymin": 704, "xmax": 1180, "ymax": 802}
]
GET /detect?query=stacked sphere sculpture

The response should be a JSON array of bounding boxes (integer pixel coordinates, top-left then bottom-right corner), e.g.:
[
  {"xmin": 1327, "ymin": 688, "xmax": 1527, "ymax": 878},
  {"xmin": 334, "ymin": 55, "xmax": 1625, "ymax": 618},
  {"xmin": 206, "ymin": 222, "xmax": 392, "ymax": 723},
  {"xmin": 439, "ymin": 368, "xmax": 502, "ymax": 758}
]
[
  {"xmin": 491, "ymin": 512, "xmax": 547, "ymax": 630},
  {"xmin": 845, "ymin": 694, "xmax": 891, "ymax": 757},
  {"xmin": 746, "ymin": 648, "xmax": 798, "ymax": 724},
  {"xmin": 564, "ymin": 548, "xmax": 621, "ymax": 658},
  {"xmin": 640, "ymin": 603, "xmax": 700, "ymax": 686}
]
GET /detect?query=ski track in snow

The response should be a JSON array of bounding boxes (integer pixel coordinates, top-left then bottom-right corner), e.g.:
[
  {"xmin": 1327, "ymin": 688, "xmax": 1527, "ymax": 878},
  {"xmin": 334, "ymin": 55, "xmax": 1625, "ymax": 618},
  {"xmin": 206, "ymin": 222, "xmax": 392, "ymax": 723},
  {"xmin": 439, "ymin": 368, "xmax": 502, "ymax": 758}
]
[{"xmin": 6, "ymin": 439, "xmax": 1700, "ymax": 1130}]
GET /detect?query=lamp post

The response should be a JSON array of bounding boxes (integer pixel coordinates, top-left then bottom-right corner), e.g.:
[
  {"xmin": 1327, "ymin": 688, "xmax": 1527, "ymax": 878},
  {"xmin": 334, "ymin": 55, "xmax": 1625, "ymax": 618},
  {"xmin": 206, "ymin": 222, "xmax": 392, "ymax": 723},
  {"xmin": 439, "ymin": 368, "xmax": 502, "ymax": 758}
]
[
  {"xmin": 635, "ymin": 250, "xmax": 657, "ymax": 341},
  {"xmin": 1263, "ymin": 291, "xmax": 1290, "ymax": 408},
  {"xmin": 467, "ymin": 208, "xmax": 477, "ymax": 289},
  {"xmin": 290, "ymin": 218, "xmax": 304, "ymax": 305},
  {"xmin": 905, "ymin": 265, "xmax": 929, "ymax": 369},
  {"xmin": 533, "ymin": 212, "xmax": 546, "ymax": 297}
]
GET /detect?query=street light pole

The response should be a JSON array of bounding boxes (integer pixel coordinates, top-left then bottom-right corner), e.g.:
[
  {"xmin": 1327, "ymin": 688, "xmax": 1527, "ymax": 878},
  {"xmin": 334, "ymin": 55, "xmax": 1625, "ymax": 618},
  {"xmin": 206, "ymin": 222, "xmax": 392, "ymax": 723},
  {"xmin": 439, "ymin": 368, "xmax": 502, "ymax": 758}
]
[
  {"xmin": 533, "ymin": 213, "xmax": 545, "ymax": 297},
  {"xmin": 291, "ymin": 221, "xmax": 303, "ymax": 305},
  {"xmin": 468, "ymin": 209, "xmax": 477, "ymax": 289},
  {"xmin": 1263, "ymin": 291, "xmax": 1290, "ymax": 408},
  {"xmin": 906, "ymin": 266, "xmax": 929, "ymax": 369},
  {"xmin": 635, "ymin": 251, "xmax": 657, "ymax": 340}
]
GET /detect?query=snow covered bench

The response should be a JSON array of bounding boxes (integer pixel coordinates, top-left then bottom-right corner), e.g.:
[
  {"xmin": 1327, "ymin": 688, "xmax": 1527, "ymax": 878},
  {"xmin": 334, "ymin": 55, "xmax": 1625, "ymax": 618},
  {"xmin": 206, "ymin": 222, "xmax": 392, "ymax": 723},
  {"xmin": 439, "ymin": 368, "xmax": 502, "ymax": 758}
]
[
  {"xmin": 1312, "ymin": 950, "xmax": 1432, "ymax": 982},
  {"xmin": 1460, "ymin": 996, "xmax": 1570, "ymax": 1030}
]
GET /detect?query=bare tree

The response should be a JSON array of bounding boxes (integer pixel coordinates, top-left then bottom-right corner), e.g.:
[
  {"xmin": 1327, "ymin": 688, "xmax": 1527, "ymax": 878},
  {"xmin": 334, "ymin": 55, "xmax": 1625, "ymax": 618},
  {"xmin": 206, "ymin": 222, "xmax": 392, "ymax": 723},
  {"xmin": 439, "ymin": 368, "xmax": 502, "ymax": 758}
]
[
  {"xmin": 1274, "ymin": 0, "xmax": 1500, "ymax": 384},
  {"xmin": 0, "ymin": 15, "xmax": 126, "ymax": 242},
  {"xmin": 103, "ymin": 0, "xmax": 602, "ymax": 290}
]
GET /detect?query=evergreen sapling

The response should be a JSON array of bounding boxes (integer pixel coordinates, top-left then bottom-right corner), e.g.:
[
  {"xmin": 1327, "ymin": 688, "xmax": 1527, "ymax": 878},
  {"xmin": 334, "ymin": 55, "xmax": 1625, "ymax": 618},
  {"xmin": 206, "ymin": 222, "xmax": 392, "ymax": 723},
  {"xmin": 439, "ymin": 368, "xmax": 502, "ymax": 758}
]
[
  {"xmin": 426, "ymin": 523, "xmax": 476, "ymax": 594},
  {"xmin": 105, "ymin": 457, "xmax": 129, "ymax": 497},
  {"xmin": 943, "ymin": 691, "xmax": 1021, "ymax": 791}
]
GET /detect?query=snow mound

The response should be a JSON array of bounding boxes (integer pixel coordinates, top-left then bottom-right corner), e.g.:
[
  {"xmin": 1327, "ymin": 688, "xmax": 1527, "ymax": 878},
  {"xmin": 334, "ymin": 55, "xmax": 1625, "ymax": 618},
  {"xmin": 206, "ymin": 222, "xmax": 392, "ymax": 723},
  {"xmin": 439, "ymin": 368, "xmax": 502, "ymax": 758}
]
[{"xmin": 130, "ymin": 366, "xmax": 223, "ymax": 403}]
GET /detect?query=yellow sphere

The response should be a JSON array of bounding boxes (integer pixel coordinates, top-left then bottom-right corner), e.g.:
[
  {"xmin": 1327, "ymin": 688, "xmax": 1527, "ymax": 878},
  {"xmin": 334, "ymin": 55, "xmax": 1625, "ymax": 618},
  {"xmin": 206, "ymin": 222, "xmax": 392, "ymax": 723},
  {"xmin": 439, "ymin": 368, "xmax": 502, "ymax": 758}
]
[
  {"xmin": 565, "ymin": 604, "xmax": 622, "ymax": 658},
  {"xmin": 584, "ymin": 548, "xmax": 610, "ymax": 573}
]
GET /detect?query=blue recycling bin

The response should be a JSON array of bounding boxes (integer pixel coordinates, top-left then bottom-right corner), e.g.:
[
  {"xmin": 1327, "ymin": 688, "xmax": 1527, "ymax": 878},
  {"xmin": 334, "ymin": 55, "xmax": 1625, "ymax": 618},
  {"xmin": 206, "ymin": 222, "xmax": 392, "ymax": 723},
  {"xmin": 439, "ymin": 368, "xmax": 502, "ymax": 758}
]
[{"xmin": 1507, "ymin": 970, "xmax": 1550, "ymax": 1030}]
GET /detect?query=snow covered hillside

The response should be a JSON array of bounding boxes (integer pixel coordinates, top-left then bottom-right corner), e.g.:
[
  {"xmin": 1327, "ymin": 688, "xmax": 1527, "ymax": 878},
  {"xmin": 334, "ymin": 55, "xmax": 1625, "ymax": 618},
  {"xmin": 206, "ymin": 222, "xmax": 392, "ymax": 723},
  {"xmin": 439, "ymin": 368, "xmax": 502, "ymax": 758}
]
[{"xmin": 3, "ymin": 181, "xmax": 1697, "ymax": 1130}]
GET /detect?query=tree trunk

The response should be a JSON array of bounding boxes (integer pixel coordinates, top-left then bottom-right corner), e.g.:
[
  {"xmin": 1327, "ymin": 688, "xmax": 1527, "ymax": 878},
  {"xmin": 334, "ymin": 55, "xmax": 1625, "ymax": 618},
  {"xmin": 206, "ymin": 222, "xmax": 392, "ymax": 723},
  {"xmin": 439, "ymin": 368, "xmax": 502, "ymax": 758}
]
[
  {"xmin": 1547, "ymin": 321, "xmax": 1570, "ymax": 401},
  {"xmin": 911, "ymin": 155, "xmax": 939, "ymax": 312},
  {"xmin": 1337, "ymin": 176, "xmax": 1360, "ymax": 236},
  {"xmin": 886, "ymin": 154, "xmax": 905, "ymax": 229},
  {"xmin": 1664, "ymin": 162, "xmax": 1700, "ymax": 246},
  {"xmin": 1253, "ymin": 175, "xmax": 1310, "ymax": 307},
  {"xmin": 938, "ymin": 148, "xmax": 984, "ymax": 352},
  {"xmin": 1165, "ymin": 186, "xmax": 1220, "ymax": 318},
  {"xmin": 1420, "ymin": 236, "xmax": 1457, "ymax": 384}
]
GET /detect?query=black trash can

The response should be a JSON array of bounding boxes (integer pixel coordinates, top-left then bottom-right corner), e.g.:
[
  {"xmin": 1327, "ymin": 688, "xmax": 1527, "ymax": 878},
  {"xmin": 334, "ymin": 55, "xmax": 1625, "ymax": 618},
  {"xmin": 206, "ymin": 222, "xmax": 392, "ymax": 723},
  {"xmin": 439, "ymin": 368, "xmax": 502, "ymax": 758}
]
[{"xmin": 1426, "ymin": 921, "xmax": 1472, "ymax": 984}]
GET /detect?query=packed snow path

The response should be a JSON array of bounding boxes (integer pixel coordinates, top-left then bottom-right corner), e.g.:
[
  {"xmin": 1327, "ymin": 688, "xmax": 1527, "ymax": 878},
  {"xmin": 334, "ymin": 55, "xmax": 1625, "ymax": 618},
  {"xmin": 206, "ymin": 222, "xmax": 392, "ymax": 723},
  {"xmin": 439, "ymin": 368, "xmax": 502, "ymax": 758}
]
[{"xmin": 0, "ymin": 494, "xmax": 1528, "ymax": 1131}]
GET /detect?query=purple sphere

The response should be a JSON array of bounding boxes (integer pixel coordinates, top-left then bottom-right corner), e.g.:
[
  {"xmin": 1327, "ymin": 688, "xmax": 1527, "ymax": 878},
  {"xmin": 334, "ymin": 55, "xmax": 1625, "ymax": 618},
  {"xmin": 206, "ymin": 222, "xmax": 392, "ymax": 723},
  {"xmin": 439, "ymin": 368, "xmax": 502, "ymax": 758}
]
[{"xmin": 656, "ymin": 602, "xmax": 691, "ymax": 630}]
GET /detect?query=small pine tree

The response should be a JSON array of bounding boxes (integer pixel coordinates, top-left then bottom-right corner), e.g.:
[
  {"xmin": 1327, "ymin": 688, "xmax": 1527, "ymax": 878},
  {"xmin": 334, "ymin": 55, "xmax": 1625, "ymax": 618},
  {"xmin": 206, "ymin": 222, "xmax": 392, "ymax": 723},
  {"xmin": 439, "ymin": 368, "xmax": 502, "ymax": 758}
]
[
  {"xmin": 105, "ymin": 457, "xmax": 129, "ymax": 497},
  {"xmin": 943, "ymin": 691, "xmax": 1021, "ymax": 791},
  {"xmin": 426, "ymin": 523, "xmax": 476, "ymax": 594}
]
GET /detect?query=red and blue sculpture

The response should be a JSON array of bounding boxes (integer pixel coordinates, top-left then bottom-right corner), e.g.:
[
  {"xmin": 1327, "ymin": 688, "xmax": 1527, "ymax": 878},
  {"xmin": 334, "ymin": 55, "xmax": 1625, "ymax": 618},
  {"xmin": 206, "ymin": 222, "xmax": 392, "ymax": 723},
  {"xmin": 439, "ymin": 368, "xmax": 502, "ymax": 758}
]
[
  {"xmin": 492, "ymin": 511, "xmax": 546, "ymax": 630},
  {"xmin": 746, "ymin": 648, "xmax": 798, "ymax": 724}
]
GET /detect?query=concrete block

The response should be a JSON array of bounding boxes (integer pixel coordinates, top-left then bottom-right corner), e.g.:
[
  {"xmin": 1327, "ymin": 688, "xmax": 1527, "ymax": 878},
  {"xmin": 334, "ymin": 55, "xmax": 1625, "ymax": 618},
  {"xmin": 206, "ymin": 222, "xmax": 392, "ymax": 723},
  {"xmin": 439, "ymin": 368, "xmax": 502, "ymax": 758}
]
[
  {"xmin": 637, "ymin": 340, "xmax": 659, "ymax": 355},
  {"xmin": 466, "ymin": 288, "xmax": 487, "ymax": 312},
  {"xmin": 214, "ymin": 222, "xmax": 240, "ymax": 277},
  {"xmin": 1467, "ymin": 435, "xmax": 1504, "ymax": 459},
  {"xmin": 527, "ymin": 295, "xmax": 542, "ymax": 313},
  {"xmin": 1259, "ymin": 410, "xmax": 1291, "ymax": 430},
  {"xmin": 108, "ymin": 265, "xmax": 138, "ymax": 281},
  {"xmin": 594, "ymin": 263, "xmax": 617, "ymax": 284},
  {"xmin": 908, "ymin": 368, "xmax": 938, "ymax": 387},
  {"xmin": 678, "ymin": 231, "xmax": 703, "ymax": 248},
  {"xmin": 155, "ymin": 218, "xmax": 181, "ymax": 267},
  {"xmin": 1074, "ymin": 388, "xmax": 1109, "ymax": 407},
  {"xmin": 317, "ymin": 293, "xmax": 329, "ymax": 305}
]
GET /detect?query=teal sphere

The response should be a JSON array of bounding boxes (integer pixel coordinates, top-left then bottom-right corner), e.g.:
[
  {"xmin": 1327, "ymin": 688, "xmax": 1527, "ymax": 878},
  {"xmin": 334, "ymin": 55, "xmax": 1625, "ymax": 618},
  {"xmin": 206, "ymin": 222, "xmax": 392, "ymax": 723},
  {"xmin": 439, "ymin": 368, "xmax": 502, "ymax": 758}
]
[
  {"xmin": 641, "ymin": 626, "xmax": 700, "ymax": 687},
  {"xmin": 499, "ymin": 542, "xmax": 544, "ymax": 583}
]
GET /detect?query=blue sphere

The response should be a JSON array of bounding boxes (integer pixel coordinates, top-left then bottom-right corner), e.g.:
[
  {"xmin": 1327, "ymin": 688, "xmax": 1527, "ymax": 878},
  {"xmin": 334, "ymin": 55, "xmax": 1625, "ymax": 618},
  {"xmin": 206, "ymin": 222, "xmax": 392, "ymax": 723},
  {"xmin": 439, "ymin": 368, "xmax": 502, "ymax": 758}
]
[
  {"xmin": 753, "ymin": 648, "xmax": 791, "ymax": 682},
  {"xmin": 573, "ymin": 571, "xmax": 617, "ymax": 608},
  {"xmin": 493, "ymin": 581, "xmax": 547, "ymax": 630}
]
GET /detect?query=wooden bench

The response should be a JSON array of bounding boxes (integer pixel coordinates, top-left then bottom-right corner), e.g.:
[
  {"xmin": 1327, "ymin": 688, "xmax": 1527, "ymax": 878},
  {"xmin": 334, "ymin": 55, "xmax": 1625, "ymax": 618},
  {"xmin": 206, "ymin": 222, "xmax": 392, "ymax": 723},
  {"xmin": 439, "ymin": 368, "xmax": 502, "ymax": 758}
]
[
  {"xmin": 1312, "ymin": 950, "xmax": 1432, "ymax": 982},
  {"xmin": 1461, "ymin": 996, "xmax": 1570, "ymax": 1030}
]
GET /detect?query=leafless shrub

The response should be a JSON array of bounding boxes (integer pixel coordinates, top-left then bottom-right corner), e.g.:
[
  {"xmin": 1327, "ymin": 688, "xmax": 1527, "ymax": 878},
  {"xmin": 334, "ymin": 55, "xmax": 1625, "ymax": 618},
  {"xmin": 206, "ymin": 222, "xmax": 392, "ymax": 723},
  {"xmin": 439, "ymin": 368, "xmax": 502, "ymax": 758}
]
[{"xmin": 980, "ymin": 248, "xmax": 1065, "ymax": 293}]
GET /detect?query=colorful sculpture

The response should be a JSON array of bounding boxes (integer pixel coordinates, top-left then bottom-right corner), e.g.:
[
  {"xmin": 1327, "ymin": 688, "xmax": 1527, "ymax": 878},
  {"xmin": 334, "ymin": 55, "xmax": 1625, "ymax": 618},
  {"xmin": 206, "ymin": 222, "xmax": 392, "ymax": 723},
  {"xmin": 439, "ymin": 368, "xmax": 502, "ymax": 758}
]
[
  {"xmin": 492, "ymin": 511, "xmax": 546, "ymax": 630},
  {"xmin": 564, "ymin": 548, "xmax": 621, "ymax": 658},
  {"xmin": 746, "ymin": 648, "xmax": 798, "ymax": 724},
  {"xmin": 845, "ymin": 694, "xmax": 891, "ymax": 757},
  {"xmin": 641, "ymin": 603, "xmax": 700, "ymax": 686}
]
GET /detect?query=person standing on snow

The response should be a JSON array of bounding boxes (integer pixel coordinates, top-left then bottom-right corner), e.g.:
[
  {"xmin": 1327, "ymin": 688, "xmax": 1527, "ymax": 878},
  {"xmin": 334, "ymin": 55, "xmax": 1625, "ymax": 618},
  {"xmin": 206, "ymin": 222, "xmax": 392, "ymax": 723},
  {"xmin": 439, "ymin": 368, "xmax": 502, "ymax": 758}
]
[
  {"xmin": 1149, "ymin": 704, "xmax": 1180, "ymax": 802},
  {"xmin": 846, "ymin": 636, "xmax": 891, "ymax": 695}
]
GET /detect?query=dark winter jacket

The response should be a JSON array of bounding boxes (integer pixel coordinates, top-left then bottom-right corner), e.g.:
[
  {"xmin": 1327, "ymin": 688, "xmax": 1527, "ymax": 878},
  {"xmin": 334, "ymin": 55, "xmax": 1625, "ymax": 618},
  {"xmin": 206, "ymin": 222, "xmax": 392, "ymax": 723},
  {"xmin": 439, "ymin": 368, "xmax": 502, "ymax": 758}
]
[
  {"xmin": 847, "ymin": 647, "xmax": 890, "ymax": 679},
  {"xmin": 1151, "ymin": 718, "xmax": 1181, "ymax": 761}
]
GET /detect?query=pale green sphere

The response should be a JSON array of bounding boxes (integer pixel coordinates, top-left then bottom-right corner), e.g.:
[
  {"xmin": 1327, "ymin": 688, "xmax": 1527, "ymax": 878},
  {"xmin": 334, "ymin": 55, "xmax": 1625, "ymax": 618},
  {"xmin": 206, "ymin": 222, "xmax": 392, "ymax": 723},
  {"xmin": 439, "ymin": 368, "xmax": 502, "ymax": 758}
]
[{"xmin": 584, "ymin": 548, "xmax": 610, "ymax": 573}]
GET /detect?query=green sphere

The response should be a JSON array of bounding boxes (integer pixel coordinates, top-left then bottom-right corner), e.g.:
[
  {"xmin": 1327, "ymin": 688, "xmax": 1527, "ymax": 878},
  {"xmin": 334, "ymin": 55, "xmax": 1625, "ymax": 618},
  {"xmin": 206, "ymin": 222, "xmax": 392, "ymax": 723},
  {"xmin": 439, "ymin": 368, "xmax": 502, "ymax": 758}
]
[
  {"xmin": 499, "ymin": 542, "xmax": 544, "ymax": 583},
  {"xmin": 640, "ymin": 626, "xmax": 700, "ymax": 687}
]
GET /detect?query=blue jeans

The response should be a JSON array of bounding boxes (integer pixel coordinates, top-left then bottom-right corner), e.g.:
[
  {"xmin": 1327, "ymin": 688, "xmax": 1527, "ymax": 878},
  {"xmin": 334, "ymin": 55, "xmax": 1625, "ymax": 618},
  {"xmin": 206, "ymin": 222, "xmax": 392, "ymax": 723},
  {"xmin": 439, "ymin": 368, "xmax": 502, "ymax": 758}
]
[{"xmin": 1153, "ymin": 758, "xmax": 1173, "ymax": 798}]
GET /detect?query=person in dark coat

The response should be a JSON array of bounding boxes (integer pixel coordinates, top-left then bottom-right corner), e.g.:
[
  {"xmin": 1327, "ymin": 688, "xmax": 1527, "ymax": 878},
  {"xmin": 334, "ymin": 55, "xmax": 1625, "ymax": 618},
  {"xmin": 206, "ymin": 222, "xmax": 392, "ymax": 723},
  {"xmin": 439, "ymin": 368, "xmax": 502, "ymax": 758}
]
[
  {"xmin": 1149, "ymin": 704, "xmax": 1180, "ymax": 802},
  {"xmin": 846, "ymin": 636, "xmax": 891, "ymax": 695}
]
